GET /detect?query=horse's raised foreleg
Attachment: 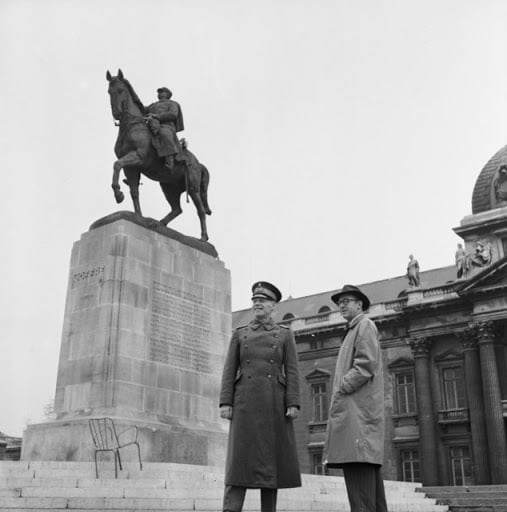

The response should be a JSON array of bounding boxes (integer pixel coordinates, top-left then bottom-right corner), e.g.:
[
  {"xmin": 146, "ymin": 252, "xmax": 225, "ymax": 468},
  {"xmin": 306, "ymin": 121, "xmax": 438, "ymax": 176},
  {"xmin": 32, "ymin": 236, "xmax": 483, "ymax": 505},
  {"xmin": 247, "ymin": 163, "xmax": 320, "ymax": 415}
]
[
  {"xmin": 112, "ymin": 160, "xmax": 125, "ymax": 203},
  {"xmin": 159, "ymin": 185, "xmax": 183, "ymax": 226},
  {"xmin": 111, "ymin": 151, "xmax": 143, "ymax": 205}
]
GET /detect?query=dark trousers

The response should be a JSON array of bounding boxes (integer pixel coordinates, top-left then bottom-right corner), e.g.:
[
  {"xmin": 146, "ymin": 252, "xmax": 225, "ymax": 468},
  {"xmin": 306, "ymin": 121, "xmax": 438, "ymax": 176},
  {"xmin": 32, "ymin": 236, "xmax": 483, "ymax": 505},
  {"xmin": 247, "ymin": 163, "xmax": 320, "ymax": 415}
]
[
  {"xmin": 223, "ymin": 485, "xmax": 278, "ymax": 512},
  {"xmin": 342, "ymin": 463, "xmax": 388, "ymax": 512}
]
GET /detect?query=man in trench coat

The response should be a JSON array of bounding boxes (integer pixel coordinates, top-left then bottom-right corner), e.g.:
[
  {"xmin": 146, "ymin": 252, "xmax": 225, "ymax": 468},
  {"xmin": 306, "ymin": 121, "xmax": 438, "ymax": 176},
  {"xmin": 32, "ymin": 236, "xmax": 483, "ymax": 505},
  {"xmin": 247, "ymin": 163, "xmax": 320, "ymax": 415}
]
[
  {"xmin": 323, "ymin": 285, "xmax": 388, "ymax": 512},
  {"xmin": 219, "ymin": 281, "xmax": 302, "ymax": 512}
]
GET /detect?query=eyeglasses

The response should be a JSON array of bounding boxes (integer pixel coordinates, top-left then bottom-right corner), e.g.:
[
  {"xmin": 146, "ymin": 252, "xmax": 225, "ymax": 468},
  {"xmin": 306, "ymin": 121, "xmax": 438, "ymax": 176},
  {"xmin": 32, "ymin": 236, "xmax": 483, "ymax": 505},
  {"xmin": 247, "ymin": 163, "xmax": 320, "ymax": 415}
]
[{"xmin": 336, "ymin": 298, "xmax": 359, "ymax": 307}]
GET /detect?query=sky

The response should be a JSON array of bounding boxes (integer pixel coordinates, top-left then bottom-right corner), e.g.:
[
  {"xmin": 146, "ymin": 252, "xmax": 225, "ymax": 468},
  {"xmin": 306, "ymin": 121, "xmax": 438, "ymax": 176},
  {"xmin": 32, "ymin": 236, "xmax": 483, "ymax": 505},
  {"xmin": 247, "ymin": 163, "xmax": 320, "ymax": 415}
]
[{"xmin": 1, "ymin": 0, "xmax": 507, "ymax": 436}]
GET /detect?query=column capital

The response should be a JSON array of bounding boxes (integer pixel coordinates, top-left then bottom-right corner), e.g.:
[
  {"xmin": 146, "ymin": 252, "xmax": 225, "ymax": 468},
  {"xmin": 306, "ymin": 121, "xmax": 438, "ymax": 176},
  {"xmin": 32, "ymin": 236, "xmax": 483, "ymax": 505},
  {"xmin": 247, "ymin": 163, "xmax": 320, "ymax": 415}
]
[
  {"xmin": 407, "ymin": 337, "xmax": 432, "ymax": 357},
  {"xmin": 456, "ymin": 328, "xmax": 479, "ymax": 351},
  {"xmin": 470, "ymin": 321, "xmax": 497, "ymax": 345}
]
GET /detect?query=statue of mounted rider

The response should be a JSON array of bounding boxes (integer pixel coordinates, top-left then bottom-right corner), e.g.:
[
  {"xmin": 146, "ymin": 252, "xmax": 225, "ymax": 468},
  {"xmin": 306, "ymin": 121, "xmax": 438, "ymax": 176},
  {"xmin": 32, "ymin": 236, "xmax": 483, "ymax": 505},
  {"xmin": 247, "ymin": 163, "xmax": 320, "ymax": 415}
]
[{"xmin": 106, "ymin": 69, "xmax": 212, "ymax": 241}]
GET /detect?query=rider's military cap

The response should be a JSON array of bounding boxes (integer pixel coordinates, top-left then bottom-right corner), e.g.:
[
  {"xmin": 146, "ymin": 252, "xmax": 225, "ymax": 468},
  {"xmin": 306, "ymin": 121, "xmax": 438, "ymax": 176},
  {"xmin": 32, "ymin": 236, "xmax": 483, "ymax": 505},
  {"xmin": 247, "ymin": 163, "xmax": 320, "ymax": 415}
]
[
  {"xmin": 157, "ymin": 87, "xmax": 172, "ymax": 98},
  {"xmin": 251, "ymin": 281, "xmax": 282, "ymax": 303}
]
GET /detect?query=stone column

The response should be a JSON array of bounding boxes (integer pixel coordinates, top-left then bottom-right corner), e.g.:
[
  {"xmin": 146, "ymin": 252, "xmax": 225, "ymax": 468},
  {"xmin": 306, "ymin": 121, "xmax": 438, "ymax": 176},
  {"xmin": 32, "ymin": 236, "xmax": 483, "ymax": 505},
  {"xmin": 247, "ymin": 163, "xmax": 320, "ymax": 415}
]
[
  {"xmin": 473, "ymin": 321, "xmax": 507, "ymax": 483},
  {"xmin": 409, "ymin": 337, "xmax": 439, "ymax": 486},
  {"xmin": 458, "ymin": 329, "xmax": 490, "ymax": 484}
]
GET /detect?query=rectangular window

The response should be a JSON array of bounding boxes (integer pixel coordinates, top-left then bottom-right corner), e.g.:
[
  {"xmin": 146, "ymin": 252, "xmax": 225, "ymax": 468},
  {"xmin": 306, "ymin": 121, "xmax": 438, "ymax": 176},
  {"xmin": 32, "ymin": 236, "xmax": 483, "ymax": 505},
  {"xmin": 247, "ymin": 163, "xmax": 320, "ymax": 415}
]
[
  {"xmin": 450, "ymin": 446, "xmax": 473, "ymax": 486},
  {"xmin": 311, "ymin": 451, "xmax": 329, "ymax": 475},
  {"xmin": 442, "ymin": 366, "xmax": 466, "ymax": 410},
  {"xmin": 310, "ymin": 339, "xmax": 325, "ymax": 350},
  {"xmin": 311, "ymin": 382, "xmax": 328, "ymax": 422},
  {"xmin": 400, "ymin": 449, "xmax": 421, "ymax": 482},
  {"xmin": 395, "ymin": 372, "xmax": 416, "ymax": 414}
]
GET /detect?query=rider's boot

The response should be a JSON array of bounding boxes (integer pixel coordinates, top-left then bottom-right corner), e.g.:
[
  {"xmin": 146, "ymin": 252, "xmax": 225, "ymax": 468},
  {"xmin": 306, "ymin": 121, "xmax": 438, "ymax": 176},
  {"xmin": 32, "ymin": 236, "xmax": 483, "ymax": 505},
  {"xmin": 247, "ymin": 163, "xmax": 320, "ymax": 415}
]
[{"xmin": 165, "ymin": 155, "xmax": 174, "ymax": 172}]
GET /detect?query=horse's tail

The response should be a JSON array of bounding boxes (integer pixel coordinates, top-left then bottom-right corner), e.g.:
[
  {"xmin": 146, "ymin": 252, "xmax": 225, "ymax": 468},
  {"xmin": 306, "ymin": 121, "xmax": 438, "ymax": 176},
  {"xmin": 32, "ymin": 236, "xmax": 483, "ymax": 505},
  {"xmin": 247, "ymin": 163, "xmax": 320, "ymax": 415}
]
[{"xmin": 200, "ymin": 164, "xmax": 212, "ymax": 215}]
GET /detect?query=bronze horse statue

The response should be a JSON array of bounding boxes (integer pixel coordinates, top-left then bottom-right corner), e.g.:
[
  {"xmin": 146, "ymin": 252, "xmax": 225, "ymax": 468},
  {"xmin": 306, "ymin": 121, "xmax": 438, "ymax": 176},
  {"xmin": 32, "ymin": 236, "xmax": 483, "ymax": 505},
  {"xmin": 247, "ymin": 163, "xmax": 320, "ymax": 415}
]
[{"xmin": 106, "ymin": 69, "xmax": 212, "ymax": 241}]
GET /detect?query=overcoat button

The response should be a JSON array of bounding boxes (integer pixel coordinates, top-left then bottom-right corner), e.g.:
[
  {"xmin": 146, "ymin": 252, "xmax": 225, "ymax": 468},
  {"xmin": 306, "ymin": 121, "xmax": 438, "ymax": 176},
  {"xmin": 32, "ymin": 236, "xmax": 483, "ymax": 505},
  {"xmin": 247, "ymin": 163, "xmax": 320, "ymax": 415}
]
[
  {"xmin": 268, "ymin": 374, "xmax": 272, "ymax": 378},
  {"xmin": 270, "ymin": 359, "xmax": 274, "ymax": 363}
]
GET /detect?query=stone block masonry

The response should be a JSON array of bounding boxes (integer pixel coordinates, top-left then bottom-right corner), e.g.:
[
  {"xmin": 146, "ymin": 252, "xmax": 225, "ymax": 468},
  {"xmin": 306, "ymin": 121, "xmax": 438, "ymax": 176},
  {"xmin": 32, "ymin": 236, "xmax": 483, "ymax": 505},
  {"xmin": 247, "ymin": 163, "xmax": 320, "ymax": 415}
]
[{"xmin": 22, "ymin": 213, "xmax": 231, "ymax": 466}]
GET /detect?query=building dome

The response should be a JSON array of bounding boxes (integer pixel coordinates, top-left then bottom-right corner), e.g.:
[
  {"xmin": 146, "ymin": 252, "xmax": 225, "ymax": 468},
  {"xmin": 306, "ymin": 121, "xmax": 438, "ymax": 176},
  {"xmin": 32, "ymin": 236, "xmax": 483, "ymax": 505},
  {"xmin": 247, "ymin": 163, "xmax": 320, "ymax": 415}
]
[{"xmin": 472, "ymin": 145, "xmax": 507, "ymax": 214}]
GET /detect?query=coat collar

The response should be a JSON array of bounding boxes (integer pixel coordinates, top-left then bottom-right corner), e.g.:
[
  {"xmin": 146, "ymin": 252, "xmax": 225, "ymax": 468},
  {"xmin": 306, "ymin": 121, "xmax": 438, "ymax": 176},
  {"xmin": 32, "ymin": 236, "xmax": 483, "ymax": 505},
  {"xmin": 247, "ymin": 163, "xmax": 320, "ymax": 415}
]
[
  {"xmin": 250, "ymin": 318, "xmax": 277, "ymax": 331},
  {"xmin": 348, "ymin": 313, "xmax": 365, "ymax": 329}
]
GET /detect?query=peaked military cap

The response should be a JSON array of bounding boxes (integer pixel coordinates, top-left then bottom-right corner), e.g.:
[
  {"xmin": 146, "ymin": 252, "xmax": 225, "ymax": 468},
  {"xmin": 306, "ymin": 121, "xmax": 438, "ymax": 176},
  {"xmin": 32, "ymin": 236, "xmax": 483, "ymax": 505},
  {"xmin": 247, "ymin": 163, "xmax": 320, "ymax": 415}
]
[
  {"xmin": 251, "ymin": 281, "xmax": 282, "ymax": 303},
  {"xmin": 157, "ymin": 87, "xmax": 172, "ymax": 98},
  {"xmin": 331, "ymin": 284, "xmax": 370, "ymax": 310}
]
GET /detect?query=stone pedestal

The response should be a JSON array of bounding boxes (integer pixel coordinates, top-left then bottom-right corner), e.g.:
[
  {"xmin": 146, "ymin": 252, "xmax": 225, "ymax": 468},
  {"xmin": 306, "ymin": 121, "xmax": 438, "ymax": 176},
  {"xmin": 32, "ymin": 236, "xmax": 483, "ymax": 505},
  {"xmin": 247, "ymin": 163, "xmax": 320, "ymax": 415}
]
[{"xmin": 22, "ymin": 213, "xmax": 231, "ymax": 465}]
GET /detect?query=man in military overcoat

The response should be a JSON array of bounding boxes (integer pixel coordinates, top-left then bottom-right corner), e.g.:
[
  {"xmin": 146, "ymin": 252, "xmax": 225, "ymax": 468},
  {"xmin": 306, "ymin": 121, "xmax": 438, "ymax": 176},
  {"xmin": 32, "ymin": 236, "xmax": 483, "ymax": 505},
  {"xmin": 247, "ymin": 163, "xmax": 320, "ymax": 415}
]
[
  {"xmin": 219, "ymin": 281, "xmax": 301, "ymax": 512},
  {"xmin": 323, "ymin": 285, "xmax": 387, "ymax": 512},
  {"xmin": 146, "ymin": 87, "xmax": 184, "ymax": 171}
]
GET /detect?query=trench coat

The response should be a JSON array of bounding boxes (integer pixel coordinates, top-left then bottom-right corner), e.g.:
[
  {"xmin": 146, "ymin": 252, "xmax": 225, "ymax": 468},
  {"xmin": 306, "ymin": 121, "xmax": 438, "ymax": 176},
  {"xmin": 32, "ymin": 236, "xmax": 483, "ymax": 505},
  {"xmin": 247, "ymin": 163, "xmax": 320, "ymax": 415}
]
[
  {"xmin": 219, "ymin": 318, "xmax": 302, "ymax": 489},
  {"xmin": 323, "ymin": 313, "xmax": 384, "ymax": 468}
]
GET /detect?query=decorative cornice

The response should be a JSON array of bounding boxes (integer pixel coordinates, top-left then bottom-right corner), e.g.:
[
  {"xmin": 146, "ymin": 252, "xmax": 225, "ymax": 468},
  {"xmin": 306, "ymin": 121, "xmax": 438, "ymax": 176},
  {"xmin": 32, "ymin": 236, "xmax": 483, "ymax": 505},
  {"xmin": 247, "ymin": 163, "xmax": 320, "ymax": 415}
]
[
  {"xmin": 305, "ymin": 368, "xmax": 331, "ymax": 381},
  {"xmin": 298, "ymin": 347, "xmax": 339, "ymax": 361},
  {"xmin": 388, "ymin": 356, "xmax": 415, "ymax": 369}
]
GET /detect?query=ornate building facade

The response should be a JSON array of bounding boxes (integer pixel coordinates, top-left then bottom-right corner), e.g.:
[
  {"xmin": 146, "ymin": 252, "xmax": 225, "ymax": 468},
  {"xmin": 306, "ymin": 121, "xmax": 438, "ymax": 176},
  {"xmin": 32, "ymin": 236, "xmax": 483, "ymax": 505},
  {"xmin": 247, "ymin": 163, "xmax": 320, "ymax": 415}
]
[{"xmin": 233, "ymin": 144, "xmax": 507, "ymax": 486}]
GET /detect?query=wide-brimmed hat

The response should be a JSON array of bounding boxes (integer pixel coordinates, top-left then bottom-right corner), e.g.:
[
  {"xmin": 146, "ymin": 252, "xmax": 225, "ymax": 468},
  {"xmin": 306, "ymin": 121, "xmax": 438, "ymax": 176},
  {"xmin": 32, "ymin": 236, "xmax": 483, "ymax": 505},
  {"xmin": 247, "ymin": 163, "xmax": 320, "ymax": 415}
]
[
  {"xmin": 251, "ymin": 281, "xmax": 282, "ymax": 303},
  {"xmin": 331, "ymin": 284, "xmax": 370, "ymax": 310},
  {"xmin": 157, "ymin": 87, "xmax": 172, "ymax": 97}
]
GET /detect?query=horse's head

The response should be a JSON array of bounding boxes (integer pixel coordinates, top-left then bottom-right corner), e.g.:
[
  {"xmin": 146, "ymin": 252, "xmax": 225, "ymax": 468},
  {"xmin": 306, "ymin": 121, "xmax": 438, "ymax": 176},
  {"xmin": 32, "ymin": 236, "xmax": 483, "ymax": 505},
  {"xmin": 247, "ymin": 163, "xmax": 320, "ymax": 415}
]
[{"xmin": 106, "ymin": 69, "xmax": 129, "ymax": 121}]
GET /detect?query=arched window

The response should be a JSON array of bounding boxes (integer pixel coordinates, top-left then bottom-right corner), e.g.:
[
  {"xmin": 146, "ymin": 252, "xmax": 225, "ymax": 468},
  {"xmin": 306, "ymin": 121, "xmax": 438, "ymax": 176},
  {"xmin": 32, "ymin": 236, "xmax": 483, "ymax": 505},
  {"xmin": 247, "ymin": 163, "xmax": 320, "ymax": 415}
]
[
  {"xmin": 318, "ymin": 306, "xmax": 331, "ymax": 314},
  {"xmin": 282, "ymin": 313, "xmax": 295, "ymax": 321}
]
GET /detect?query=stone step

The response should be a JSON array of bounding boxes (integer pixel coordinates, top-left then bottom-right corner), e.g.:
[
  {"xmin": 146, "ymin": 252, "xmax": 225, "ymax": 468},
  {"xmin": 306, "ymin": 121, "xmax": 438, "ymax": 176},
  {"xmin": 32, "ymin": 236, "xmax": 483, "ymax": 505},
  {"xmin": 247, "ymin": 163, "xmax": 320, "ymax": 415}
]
[
  {"xmin": 438, "ymin": 499, "xmax": 507, "ymax": 506},
  {"xmin": 447, "ymin": 508, "xmax": 507, "ymax": 512},
  {"xmin": 0, "ymin": 462, "xmax": 441, "ymax": 512},
  {"xmin": 420, "ymin": 486, "xmax": 507, "ymax": 495},
  {"xmin": 10, "ymin": 486, "xmax": 431, "ymax": 500},
  {"xmin": 0, "ymin": 476, "xmax": 427, "ymax": 496},
  {"xmin": 0, "ymin": 463, "xmax": 421, "ymax": 491},
  {"xmin": 0, "ymin": 496, "xmax": 448, "ymax": 511}
]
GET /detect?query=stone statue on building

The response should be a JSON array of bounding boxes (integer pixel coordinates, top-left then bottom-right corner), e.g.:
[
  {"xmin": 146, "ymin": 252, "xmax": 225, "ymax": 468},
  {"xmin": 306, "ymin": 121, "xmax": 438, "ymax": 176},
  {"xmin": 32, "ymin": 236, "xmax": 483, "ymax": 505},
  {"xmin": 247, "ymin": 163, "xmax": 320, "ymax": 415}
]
[
  {"xmin": 471, "ymin": 240, "xmax": 493, "ymax": 268},
  {"xmin": 455, "ymin": 243, "xmax": 471, "ymax": 279},
  {"xmin": 406, "ymin": 254, "xmax": 420, "ymax": 287}
]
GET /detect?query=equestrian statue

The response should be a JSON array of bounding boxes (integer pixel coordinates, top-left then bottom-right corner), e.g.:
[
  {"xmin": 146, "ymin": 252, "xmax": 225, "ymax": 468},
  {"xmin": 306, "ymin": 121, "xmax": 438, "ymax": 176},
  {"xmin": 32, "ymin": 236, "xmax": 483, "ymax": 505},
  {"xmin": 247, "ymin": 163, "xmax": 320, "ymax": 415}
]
[{"xmin": 106, "ymin": 69, "xmax": 212, "ymax": 241}]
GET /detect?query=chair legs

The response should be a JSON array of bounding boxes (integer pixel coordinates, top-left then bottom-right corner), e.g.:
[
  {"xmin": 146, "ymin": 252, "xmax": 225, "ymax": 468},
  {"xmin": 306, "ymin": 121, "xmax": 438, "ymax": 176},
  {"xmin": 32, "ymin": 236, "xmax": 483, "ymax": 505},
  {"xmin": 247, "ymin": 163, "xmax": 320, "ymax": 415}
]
[
  {"xmin": 95, "ymin": 445, "xmax": 142, "ymax": 479},
  {"xmin": 116, "ymin": 448, "xmax": 123, "ymax": 471},
  {"xmin": 136, "ymin": 442, "xmax": 143, "ymax": 471},
  {"xmin": 113, "ymin": 450, "xmax": 118, "ymax": 478}
]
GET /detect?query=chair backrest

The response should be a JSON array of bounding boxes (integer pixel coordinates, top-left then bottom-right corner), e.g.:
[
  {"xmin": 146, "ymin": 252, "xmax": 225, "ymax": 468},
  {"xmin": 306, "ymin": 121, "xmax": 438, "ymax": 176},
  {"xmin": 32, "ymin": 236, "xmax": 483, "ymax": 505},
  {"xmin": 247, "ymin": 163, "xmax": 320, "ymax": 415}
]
[{"xmin": 89, "ymin": 418, "xmax": 120, "ymax": 450}]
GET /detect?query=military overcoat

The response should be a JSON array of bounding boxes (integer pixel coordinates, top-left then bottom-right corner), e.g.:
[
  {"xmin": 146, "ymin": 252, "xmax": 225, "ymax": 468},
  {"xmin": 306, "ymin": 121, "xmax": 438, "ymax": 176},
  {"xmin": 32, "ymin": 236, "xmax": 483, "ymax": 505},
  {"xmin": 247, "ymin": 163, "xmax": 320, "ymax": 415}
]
[
  {"xmin": 146, "ymin": 99, "xmax": 183, "ymax": 158},
  {"xmin": 323, "ymin": 313, "xmax": 385, "ymax": 468},
  {"xmin": 219, "ymin": 318, "xmax": 301, "ymax": 489}
]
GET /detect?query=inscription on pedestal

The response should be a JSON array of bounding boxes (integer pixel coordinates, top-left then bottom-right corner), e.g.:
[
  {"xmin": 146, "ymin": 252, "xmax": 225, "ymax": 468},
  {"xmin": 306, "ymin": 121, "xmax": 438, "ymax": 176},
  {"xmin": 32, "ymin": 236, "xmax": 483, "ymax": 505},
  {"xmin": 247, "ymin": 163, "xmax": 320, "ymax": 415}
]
[
  {"xmin": 71, "ymin": 266, "xmax": 105, "ymax": 288},
  {"xmin": 149, "ymin": 281, "xmax": 212, "ymax": 373}
]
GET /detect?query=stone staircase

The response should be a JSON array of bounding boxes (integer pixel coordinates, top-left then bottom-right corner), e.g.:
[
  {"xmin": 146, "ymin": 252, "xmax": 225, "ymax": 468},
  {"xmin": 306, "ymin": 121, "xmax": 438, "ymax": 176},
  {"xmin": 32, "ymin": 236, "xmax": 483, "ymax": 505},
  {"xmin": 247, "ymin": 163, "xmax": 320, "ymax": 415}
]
[
  {"xmin": 0, "ymin": 461, "xmax": 448, "ymax": 512},
  {"xmin": 418, "ymin": 486, "xmax": 507, "ymax": 512}
]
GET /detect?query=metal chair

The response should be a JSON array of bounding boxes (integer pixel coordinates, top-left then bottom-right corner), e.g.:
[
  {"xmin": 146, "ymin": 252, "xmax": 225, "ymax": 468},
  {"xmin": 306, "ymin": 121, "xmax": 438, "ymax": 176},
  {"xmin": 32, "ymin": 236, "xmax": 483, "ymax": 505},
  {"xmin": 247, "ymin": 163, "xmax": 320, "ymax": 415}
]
[{"xmin": 88, "ymin": 417, "xmax": 142, "ymax": 478}]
